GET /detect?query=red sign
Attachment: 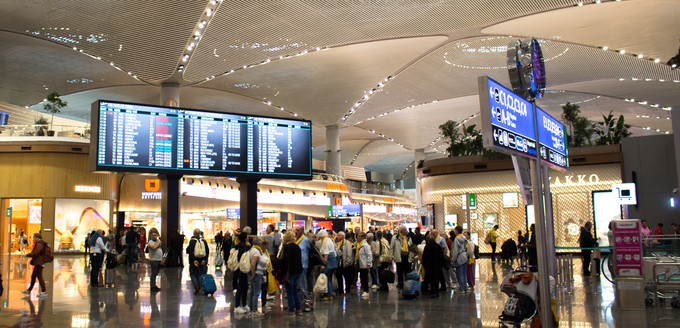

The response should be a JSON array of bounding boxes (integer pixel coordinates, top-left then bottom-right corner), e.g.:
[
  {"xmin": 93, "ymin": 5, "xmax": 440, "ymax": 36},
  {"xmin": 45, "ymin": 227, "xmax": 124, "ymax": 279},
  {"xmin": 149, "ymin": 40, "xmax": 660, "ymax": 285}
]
[{"xmin": 612, "ymin": 220, "xmax": 643, "ymax": 277}]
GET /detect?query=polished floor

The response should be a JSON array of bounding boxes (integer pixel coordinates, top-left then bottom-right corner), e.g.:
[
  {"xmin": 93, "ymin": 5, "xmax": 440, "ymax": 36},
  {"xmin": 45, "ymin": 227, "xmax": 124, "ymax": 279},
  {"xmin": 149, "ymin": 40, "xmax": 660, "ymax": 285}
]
[{"xmin": 1, "ymin": 249, "xmax": 679, "ymax": 327}]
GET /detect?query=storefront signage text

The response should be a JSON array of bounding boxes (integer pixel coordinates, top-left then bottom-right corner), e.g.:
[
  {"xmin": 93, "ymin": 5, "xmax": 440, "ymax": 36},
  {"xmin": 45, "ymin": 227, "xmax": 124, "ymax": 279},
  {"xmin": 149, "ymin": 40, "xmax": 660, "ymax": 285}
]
[
  {"xmin": 550, "ymin": 174, "xmax": 600, "ymax": 187},
  {"xmin": 326, "ymin": 183, "xmax": 349, "ymax": 192},
  {"xmin": 75, "ymin": 185, "xmax": 101, "ymax": 193}
]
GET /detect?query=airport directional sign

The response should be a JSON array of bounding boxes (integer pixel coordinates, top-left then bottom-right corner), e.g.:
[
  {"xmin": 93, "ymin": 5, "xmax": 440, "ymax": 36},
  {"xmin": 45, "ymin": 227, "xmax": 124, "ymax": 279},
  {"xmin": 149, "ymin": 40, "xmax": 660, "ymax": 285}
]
[{"xmin": 479, "ymin": 76, "xmax": 568, "ymax": 170}]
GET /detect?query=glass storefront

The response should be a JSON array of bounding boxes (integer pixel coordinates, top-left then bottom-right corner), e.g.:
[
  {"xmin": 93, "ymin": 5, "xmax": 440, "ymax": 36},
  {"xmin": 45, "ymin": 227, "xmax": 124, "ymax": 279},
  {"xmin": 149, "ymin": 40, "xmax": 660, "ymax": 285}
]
[
  {"xmin": 54, "ymin": 198, "xmax": 111, "ymax": 252},
  {"xmin": 1, "ymin": 199, "xmax": 42, "ymax": 255}
]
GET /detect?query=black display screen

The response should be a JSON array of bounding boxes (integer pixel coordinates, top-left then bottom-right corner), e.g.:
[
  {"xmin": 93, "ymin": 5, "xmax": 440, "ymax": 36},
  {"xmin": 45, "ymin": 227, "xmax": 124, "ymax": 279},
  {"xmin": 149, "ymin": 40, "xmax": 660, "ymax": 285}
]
[{"xmin": 90, "ymin": 100, "xmax": 312, "ymax": 179}]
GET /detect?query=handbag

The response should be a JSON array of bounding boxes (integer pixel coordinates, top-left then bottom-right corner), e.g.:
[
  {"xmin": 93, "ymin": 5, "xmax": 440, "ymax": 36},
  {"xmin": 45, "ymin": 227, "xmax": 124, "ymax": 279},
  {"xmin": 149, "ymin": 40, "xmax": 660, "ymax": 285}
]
[
  {"xmin": 267, "ymin": 270, "xmax": 278, "ymax": 294},
  {"xmin": 313, "ymin": 273, "xmax": 328, "ymax": 294}
]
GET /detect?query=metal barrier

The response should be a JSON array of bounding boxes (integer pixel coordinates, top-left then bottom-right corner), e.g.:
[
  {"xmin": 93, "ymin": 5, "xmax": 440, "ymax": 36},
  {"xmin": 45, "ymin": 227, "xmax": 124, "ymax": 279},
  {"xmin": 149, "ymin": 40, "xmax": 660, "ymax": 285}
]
[{"xmin": 556, "ymin": 254, "xmax": 574, "ymax": 294}]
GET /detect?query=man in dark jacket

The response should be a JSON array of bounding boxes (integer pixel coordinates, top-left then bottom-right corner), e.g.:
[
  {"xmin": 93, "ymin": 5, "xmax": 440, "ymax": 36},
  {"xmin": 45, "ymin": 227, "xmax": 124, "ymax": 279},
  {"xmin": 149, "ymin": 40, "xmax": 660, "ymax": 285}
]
[
  {"xmin": 422, "ymin": 234, "xmax": 444, "ymax": 298},
  {"xmin": 186, "ymin": 229, "xmax": 209, "ymax": 295},
  {"xmin": 579, "ymin": 221, "xmax": 596, "ymax": 276}
]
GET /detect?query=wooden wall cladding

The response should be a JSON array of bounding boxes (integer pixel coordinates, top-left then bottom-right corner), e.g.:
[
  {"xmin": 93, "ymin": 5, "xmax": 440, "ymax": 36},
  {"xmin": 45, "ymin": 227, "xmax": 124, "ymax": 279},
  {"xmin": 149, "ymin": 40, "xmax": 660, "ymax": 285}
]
[{"xmin": 0, "ymin": 152, "xmax": 115, "ymax": 200}]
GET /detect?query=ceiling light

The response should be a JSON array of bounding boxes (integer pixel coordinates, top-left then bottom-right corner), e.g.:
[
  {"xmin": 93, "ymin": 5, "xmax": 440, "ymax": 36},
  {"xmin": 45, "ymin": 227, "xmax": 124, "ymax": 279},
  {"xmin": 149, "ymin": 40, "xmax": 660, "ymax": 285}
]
[
  {"xmin": 637, "ymin": 54, "xmax": 644, "ymax": 59},
  {"xmin": 602, "ymin": 46, "xmax": 608, "ymax": 51},
  {"xmin": 206, "ymin": 8, "xmax": 213, "ymax": 16},
  {"xmin": 619, "ymin": 50, "xmax": 626, "ymax": 54},
  {"xmin": 654, "ymin": 58, "xmax": 660, "ymax": 63},
  {"xmin": 194, "ymin": 31, "xmax": 201, "ymax": 37}
]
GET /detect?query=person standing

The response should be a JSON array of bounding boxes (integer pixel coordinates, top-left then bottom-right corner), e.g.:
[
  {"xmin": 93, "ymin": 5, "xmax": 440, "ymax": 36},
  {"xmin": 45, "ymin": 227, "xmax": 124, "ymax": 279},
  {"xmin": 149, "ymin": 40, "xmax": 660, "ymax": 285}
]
[
  {"xmin": 356, "ymin": 232, "xmax": 373, "ymax": 298},
  {"xmin": 138, "ymin": 227, "xmax": 147, "ymax": 263},
  {"xmin": 465, "ymin": 231, "xmax": 477, "ymax": 290},
  {"xmin": 262, "ymin": 224, "xmax": 277, "ymax": 255},
  {"xmin": 280, "ymin": 231, "xmax": 303, "ymax": 316},
  {"xmin": 526, "ymin": 224, "xmax": 538, "ymax": 272},
  {"xmin": 125, "ymin": 227, "xmax": 140, "ymax": 270},
  {"xmin": 186, "ymin": 229, "xmax": 209, "ymax": 295},
  {"xmin": 317, "ymin": 229, "xmax": 338, "ymax": 301},
  {"xmin": 247, "ymin": 237, "xmax": 266, "ymax": 317},
  {"xmin": 376, "ymin": 231, "xmax": 392, "ymax": 292},
  {"xmin": 84, "ymin": 232, "xmax": 91, "ymax": 256},
  {"xmin": 89, "ymin": 229, "xmax": 109, "ymax": 287},
  {"xmin": 293, "ymin": 225, "xmax": 311, "ymax": 298},
  {"xmin": 335, "ymin": 231, "xmax": 355, "ymax": 295},
  {"xmin": 579, "ymin": 222, "xmax": 596, "ymax": 276},
  {"xmin": 451, "ymin": 226, "xmax": 468, "ymax": 292},
  {"xmin": 23, "ymin": 233, "xmax": 49, "ymax": 298},
  {"xmin": 489, "ymin": 225, "xmax": 499, "ymax": 263},
  {"xmin": 368, "ymin": 233, "xmax": 380, "ymax": 290},
  {"xmin": 147, "ymin": 228, "xmax": 162, "ymax": 292},
  {"xmin": 390, "ymin": 226, "xmax": 413, "ymax": 290},
  {"xmin": 215, "ymin": 231, "xmax": 223, "ymax": 251},
  {"xmin": 233, "ymin": 227, "xmax": 252, "ymax": 313},
  {"xmin": 422, "ymin": 234, "xmax": 444, "ymax": 298},
  {"xmin": 19, "ymin": 230, "xmax": 28, "ymax": 254}
]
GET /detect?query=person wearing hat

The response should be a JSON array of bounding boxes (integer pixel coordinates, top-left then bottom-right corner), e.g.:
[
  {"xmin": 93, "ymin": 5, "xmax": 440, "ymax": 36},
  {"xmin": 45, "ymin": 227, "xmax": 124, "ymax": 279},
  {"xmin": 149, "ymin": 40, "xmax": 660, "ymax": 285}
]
[{"xmin": 317, "ymin": 229, "xmax": 338, "ymax": 301}]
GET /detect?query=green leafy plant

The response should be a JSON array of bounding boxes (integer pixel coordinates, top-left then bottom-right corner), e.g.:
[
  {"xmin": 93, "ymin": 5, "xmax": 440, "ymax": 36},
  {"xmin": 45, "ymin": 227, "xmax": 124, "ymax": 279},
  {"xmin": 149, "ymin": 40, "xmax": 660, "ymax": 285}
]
[
  {"xmin": 439, "ymin": 120, "xmax": 484, "ymax": 157},
  {"xmin": 43, "ymin": 91, "xmax": 67, "ymax": 131},
  {"xmin": 561, "ymin": 102, "xmax": 593, "ymax": 148},
  {"xmin": 593, "ymin": 110, "xmax": 631, "ymax": 145}
]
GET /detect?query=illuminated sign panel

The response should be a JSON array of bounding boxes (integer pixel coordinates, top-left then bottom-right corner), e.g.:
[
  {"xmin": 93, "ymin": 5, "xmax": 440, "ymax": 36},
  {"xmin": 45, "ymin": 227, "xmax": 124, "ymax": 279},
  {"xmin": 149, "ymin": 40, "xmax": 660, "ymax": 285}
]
[
  {"xmin": 479, "ymin": 76, "xmax": 568, "ymax": 170},
  {"xmin": 91, "ymin": 100, "xmax": 312, "ymax": 179}
]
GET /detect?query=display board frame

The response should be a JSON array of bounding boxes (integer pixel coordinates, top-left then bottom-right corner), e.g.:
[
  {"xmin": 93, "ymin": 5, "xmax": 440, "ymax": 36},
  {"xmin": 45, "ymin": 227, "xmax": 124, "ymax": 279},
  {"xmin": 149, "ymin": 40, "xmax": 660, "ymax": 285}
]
[{"xmin": 90, "ymin": 100, "xmax": 312, "ymax": 180}]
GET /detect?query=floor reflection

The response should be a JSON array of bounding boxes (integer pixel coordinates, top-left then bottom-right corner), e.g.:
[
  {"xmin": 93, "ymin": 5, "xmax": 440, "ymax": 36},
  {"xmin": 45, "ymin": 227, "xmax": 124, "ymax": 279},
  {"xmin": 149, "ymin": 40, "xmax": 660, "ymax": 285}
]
[{"xmin": 1, "ymin": 251, "xmax": 680, "ymax": 327}]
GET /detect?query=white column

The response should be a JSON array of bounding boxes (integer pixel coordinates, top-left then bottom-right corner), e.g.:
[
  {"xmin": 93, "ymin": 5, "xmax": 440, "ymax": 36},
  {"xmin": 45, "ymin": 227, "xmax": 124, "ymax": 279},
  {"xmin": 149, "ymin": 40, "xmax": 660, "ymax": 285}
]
[
  {"xmin": 325, "ymin": 124, "xmax": 341, "ymax": 176},
  {"xmin": 672, "ymin": 112, "xmax": 680, "ymax": 193},
  {"xmin": 160, "ymin": 82, "xmax": 180, "ymax": 107},
  {"xmin": 414, "ymin": 148, "xmax": 425, "ymax": 207}
]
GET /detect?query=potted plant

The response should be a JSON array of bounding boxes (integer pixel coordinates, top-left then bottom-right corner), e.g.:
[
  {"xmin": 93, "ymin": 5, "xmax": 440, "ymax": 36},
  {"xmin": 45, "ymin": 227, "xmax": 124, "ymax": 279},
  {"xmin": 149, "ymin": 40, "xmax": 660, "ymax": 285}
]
[
  {"xmin": 34, "ymin": 116, "xmax": 49, "ymax": 136},
  {"xmin": 43, "ymin": 91, "xmax": 67, "ymax": 136}
]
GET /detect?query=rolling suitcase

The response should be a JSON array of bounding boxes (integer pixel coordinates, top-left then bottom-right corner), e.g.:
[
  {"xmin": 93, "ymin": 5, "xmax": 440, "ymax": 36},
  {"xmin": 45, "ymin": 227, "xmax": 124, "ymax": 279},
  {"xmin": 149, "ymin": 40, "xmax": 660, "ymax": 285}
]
[
  {"xmin": 402, "ymin": 279, "xmax": 421, "ymax": 300},
  {"xmin": 200, "ymin": 274, "xmax": 217, "ymax": 296},
  {"xmin": 215, "ymin": 255, "xmax": 223, "ymax": 270},
  {"xmin": 105, "ymin": 268, "xmax": 116, "ymax": 287}
]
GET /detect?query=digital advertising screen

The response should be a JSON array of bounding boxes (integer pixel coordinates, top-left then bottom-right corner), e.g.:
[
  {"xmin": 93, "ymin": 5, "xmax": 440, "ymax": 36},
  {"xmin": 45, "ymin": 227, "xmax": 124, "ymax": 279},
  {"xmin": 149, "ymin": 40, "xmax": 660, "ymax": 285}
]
[
  {"xmin": 328, "ymin": 204, "xmax": 362, "ymax": 218},
  {"xmin": 90, "ymin": 100, "xmax": 312, "ymax": 180}
]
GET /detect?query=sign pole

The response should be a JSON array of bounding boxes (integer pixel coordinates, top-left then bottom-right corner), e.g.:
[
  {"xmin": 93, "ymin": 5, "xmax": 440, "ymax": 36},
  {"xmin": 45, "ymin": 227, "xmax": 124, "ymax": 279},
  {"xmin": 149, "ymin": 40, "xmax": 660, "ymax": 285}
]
[
  {"xmin": 531, "ymin": 100, "xmax": 553, "ymax": 328},
  {"xmin": 542, "ymin": 165, "xmax": 557, "ymax": 279},
  {"xmin": 466, "ymin": 193, "xmax": 471, "ymax": 231}
]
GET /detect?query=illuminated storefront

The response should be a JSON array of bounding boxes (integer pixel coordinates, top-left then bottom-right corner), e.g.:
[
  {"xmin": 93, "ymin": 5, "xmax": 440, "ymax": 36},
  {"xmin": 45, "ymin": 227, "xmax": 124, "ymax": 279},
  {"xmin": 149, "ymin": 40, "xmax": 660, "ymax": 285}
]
[{"xmin": 421, "ymin": 163, "xmax": 622, "ymax": 253}]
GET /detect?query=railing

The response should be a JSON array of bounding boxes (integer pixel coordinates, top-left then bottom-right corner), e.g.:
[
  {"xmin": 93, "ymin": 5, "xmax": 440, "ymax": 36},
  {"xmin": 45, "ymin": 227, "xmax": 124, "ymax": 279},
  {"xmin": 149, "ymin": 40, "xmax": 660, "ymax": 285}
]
[
  {"xmin": 313, "ymin": 173, "xmax": 413, "ymax": 200},
  {"xmin": 642, "ymin": 235, "xmax": 680, "ymax": 257},
  {"xmin": 0, "ymin": 124, "xmax": 90, "ymax": 138}
]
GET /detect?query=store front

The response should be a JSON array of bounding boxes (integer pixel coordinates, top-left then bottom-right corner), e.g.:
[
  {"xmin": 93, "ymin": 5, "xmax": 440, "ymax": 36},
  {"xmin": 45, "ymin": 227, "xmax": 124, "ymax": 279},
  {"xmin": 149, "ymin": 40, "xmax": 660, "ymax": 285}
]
[
  {"xmin": 0, "ymin": 148, "xmax": 116, "ymax": 256},
  {"xmin": 421, "ymin": 162, "xmax": 622, "ymax": 253}
]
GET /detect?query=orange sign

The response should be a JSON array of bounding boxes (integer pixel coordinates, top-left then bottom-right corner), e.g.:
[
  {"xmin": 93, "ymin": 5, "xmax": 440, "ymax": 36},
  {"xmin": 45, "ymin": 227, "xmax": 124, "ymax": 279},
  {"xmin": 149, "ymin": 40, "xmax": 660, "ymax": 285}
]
[
  {"xmin": 326, "ymin": 183, "xmax": 348, "ymax": 192},
  {"xmin": 383, "ymin": 197, "xmax": 395, "ymax": 203},
  {"xmin": 145, "ymin": 179, "xmax": 161, "ymax": 192}
]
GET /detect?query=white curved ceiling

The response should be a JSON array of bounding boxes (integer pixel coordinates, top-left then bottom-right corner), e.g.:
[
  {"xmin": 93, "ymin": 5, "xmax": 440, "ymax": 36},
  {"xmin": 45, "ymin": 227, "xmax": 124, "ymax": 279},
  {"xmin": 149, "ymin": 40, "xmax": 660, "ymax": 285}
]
[{"xmin": 0, "ymin": 0, "xmax": 678, "ymax": 178}]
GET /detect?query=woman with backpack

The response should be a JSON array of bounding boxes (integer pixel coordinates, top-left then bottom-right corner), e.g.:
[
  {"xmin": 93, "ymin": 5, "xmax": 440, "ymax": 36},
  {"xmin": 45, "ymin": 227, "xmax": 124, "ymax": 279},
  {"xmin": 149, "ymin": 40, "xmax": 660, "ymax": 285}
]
[{"xmin": 23, "ymin": 233, "xmax": 50, "ymax": 298}]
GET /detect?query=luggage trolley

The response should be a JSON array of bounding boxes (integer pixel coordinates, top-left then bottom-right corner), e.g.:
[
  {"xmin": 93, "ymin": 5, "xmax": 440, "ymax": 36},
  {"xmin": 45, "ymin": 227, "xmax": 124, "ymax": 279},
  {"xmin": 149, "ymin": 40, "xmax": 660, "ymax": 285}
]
[{"xmin": 644, "ymin": 253, "xmax": 680, "ymax": 308}]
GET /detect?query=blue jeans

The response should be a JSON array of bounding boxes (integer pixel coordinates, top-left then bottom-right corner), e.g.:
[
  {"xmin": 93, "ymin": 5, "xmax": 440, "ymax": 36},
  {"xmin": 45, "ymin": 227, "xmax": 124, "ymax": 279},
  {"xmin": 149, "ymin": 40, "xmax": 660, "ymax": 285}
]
[
  {"xmin": 248, "ymin": 274, "xmax": 263, "ymax": 312},
  {"xmin": 325, "ymin": 255, "xmax": 338, "ymax": 296},
  {"xmin": 285, "ymin": 273, "xmax": 302, "ymax": 312},
  {"xmin": 455, "ymin": 262, "xmax": 468, "ymax": 290},
  {"xmin": 297, "ymin": 267, "xmax": 308, "ymax": 297},
  {"xmin": 189, "ymin": 263, "xmax": 207, "ymax": 291}
]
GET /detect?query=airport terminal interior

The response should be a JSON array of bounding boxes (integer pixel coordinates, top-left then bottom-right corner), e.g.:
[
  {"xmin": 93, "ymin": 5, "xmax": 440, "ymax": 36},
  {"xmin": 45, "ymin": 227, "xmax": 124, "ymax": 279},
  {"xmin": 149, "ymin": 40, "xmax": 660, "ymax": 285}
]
[{"xmin": 2, "ymin": 0, "xmax": 680, "ymax": 327}]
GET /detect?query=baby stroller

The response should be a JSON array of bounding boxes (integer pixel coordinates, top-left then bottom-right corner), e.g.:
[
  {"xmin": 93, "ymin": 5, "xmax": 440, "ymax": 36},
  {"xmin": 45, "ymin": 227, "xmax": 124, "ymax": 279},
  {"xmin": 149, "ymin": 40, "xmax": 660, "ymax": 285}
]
[{"xmin": 498, "ymin": 268, "xmax": 538, "ymax": 328}]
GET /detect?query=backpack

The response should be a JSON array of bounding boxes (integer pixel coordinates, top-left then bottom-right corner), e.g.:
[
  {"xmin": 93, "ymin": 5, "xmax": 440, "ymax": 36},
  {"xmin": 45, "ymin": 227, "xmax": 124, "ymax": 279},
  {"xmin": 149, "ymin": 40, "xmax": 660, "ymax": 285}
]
[
  {"xmin": 42, "ymin": 243, "xmax": 54, "ymax": 263},
  {"xmin": 227, "ymin": 248, "xmax": 239, "ymax": 271},
  {"xmin": 239, "ymin": 249, "xmax": 252, "ymax": 273},
  {"xmin": 193, "ymin": 238, "xmax": 206, "ymax": 258},
  {"xmin": 484, "ymin": 232, "xmax": 491, "ymax": 245}
]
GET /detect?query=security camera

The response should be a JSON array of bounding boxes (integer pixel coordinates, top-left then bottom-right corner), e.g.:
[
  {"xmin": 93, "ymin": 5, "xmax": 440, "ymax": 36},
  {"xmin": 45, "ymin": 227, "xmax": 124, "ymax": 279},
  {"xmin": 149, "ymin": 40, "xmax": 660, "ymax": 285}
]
[{"xmin": 673, "ymin": 188, "xmax": 678, "ymax": 194}]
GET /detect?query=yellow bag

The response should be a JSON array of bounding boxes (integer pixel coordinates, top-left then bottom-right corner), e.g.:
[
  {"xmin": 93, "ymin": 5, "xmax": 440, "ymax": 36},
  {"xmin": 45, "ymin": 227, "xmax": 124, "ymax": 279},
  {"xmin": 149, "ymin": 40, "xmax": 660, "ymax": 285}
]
[{"xmin": 267, "ymin": 270, "xmax": 277, "ymax": 295}]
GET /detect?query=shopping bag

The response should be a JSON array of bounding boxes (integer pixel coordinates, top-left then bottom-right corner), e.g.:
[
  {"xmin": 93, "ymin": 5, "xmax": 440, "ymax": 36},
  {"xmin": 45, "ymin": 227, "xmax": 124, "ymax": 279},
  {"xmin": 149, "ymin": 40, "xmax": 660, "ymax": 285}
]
[
  {"xmin": 313, "ymin": 273, "xmax": 328, "ymax": 294},
  {"xmin": 267, "ymin": 270, "xmax": 278, "ymax": 295}
]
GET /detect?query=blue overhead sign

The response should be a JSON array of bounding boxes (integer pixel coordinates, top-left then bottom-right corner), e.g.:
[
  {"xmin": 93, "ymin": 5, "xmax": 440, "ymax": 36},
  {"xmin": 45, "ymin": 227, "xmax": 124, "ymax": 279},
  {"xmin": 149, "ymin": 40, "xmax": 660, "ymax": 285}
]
[
  {"xmin": 537, "ymin": 108, "xmax": 568, "ymax": 169},
  {"xmin": 479, "ymin": 76, "xmax": 568, "ymax": 170}
]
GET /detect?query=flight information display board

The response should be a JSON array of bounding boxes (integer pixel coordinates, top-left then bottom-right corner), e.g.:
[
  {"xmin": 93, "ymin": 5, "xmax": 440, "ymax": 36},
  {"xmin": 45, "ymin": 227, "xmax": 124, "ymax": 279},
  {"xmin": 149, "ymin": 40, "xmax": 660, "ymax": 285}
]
[
  {"xmin": 90, "ymin": 100, "xmax": 312, "ymax": 179},
  {"xmin": 479, "ymin": 76, "xmax": 568, "ymax": 170}
]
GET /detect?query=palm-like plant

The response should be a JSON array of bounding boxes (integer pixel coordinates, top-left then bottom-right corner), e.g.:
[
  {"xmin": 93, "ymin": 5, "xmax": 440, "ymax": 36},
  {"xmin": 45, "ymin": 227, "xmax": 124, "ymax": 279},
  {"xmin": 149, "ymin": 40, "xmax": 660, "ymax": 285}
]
[
  {"xmin": 439, "ymin": 120, "xmax": 485, "ymax": 157},
  {"xmin": 561, "ymin": 102, "xmax": 594, "ymax": 147},
  {"xmin": 593, "ymin": 111, "xmax": 631, "ymax": 145},
  {"xmin": 43, "ymin": 92, "xmax": 67, "ymax": 131}
]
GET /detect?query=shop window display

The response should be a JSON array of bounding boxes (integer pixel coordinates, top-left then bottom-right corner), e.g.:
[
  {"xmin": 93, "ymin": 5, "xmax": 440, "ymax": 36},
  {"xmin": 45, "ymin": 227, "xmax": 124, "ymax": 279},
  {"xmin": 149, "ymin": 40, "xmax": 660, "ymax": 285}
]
[
  {"xmin": 2, "ymin": 199, "xmax": 42, "ymax": 255},
  {"xmin": 54, "ymin": 199, "xmax": 111, "ymax": 252}
]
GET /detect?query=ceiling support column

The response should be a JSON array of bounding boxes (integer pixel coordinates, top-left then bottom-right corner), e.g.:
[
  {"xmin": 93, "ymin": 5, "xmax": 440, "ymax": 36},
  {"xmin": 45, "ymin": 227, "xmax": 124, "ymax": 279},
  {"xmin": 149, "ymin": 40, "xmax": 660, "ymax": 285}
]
[
  {"xmin": 325, "ymin": 124, "xmax": 341, "ymax": 176},
  {"xmin": 414, "ymin": 148, "xmax": 425, "ymax": 207},
  {"xmin": 159, "ymin": 82, "xmax": 180, "ymax": 249}
]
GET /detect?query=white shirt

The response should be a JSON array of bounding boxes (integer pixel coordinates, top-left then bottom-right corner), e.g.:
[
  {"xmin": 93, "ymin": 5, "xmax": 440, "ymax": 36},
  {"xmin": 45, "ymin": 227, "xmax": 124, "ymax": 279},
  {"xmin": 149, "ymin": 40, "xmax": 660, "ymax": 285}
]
[
  {"xmin": 148, "ymin": 239, "xmax": 162, "ymax": 261},
  {"xmin": 90, "ymin": 235, "xmax": 108, "ymax": 254},
  {"xmin": 318, "ymin": 237, "xmax": 337, "ymax": 256}
]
